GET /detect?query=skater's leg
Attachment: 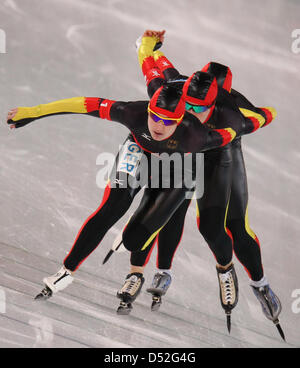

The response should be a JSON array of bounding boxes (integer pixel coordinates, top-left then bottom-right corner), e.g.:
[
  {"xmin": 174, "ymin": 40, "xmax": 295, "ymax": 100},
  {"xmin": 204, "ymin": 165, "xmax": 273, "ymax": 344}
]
[
  {"xmin": 64, "ymin": 136, "xmax": 144, "ymax": 271},
  {"xmin": 64, "ymin": 183, "xmax": 137, "ymax": 271},
  {"xmin": 226, "ymin": 139, "xmax": 283, "ymax": 336},
  {"xmin": 156, "ymin": 198, "xmax": 191, "ymax": 269},
  {"xmin": 195, "ymin": 146, "xmax": 239, "ymax": 330},
  {"xmin": 226, "ymin": 138, "xmax": 264, "ymax": 281},
  {"xmin": 132, "ymin": 198, "xmax": 191, "ymax": 310},
  {"xmin": 118, "ymin": 198, "xmax": 190, "ymax": 311},
  {"xmin": 197, "ymin": 146, "xmax": 234, "ymax": 267},
  {"xmin": 37, "ymin": 181, "xmax": 138, "ymax": 299},
  {"xmin": 145, "ymin": 199, "xmax": 191, "ymax": 309}
]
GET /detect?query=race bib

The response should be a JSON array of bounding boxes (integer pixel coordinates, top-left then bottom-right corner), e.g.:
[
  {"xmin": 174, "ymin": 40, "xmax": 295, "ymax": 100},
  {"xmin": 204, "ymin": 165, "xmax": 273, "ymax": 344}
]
[{"xmin": 117, "ymin": 141, "xmax": 143, "ymax": 177}]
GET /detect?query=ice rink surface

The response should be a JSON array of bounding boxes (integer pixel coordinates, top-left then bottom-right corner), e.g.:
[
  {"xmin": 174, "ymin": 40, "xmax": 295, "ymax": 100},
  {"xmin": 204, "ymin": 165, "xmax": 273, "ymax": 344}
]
[{"xmin": 0, "ymin": 0, "xmax": 299, "ymax": 348}]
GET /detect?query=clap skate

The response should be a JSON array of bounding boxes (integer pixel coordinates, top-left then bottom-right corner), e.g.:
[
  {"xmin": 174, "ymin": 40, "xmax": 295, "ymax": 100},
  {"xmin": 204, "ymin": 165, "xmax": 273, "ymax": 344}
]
[
  {"xmin": 251, "ymin": 280, "xmax": 285, "ymax": 341},
  {"xmin": 216, "ymin": 263, "xmax": 238, "ymax": 333},
  {"xmin": 116, "ymin": 273, "xmax": 144, "ymax": 315},
  {"xmin": 147, "ymin": 271, "xmax": 172, "ymax": 311},
  {"xmin": 35, "ymin": 266, "xmax": 74, "ymax": 300}
]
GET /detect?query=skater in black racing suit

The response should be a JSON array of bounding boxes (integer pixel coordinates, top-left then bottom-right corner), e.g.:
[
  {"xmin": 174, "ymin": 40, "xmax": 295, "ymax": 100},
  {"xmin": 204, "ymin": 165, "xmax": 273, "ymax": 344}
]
[{"xmin": 117, "ymin": 32, "xmax": 283, "ymax": 334}]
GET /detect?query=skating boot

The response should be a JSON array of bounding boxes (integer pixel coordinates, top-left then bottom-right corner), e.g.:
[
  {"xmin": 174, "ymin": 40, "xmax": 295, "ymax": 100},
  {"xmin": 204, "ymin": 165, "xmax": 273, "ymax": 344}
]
[
  {"xmin": 147, "ymin": 271, "xmax": 172, "ymax": 311},
  {"xmin": 251, "ymin": 277, "xmax": 285, "ymax": 341},
  {"xmin": 35, "ymin": 266, "xmax": 74, "ymax": 300},
  {"xmin": 216, "ymin": 263, "xmax": 238, "ymax": 333},
  {"xmin": 116, "ymin": 273, "xmax": 144, "ymax": 315}
]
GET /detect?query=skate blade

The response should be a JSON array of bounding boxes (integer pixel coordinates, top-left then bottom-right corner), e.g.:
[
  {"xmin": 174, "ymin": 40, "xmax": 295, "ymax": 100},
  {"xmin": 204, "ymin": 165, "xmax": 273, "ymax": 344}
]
[
  {"xmin": 274, "ymin": 319, "xmax": 286, "ymax": 341},
  {"xmin": 34, "ymin": 286, "xmax": 53, "ymax": 301},
  {"xmin": 151, "ymin": 295, "xmax": 162, "ymax": 312},
  {"xmin": 151, "ymin": 301, "xmax": 162, "ymax": 311},
  {"xmin": 226, "ymin": 312, "xmax": 231, "ymax": 334},
  {"xmin": 117, "ymin": 302, "xmax": 132, "ymax": 315},
  {"xmin": 102, "ymin": 249, "xmax": 114, "ymax": 265}
]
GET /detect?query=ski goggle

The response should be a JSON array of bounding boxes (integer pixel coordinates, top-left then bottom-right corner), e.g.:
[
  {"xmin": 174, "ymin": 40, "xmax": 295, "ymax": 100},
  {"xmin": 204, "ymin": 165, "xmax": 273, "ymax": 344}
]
[
  {"xmin": 185, "ymin": 102, "xmax": 210, "ymax": 113},
  {"xmin": 147, "ymin": 106, "xmax": 183, "ymax": 126}
]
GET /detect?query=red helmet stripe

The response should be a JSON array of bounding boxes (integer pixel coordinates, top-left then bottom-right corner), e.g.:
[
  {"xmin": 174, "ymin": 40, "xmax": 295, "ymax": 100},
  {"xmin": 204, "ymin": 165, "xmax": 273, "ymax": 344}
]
[
  {"xmin": 201, "ymin": 62, "xmax": 232, "ymax": 92},
  {"xmin": 149, "ymin": 86, "xmax": 185, "ymax": 120},
  {"xmin": 183, "ymin": 73, "xmax": 218, "ymax": 106}
]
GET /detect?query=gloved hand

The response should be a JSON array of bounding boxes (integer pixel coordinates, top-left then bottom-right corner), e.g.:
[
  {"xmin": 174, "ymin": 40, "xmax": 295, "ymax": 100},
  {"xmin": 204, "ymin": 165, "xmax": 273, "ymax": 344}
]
[
  {"xmin": 7, "ymin": 107, "xmax": 39, "ymax": 129},
  {"xmin": 135, "ymin": 29, "xmax": 165, "ymax": 53}
]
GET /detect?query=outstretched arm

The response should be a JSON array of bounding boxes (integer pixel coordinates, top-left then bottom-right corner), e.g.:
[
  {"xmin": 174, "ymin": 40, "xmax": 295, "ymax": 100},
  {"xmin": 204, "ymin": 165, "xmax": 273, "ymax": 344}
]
[
  {"xmin": 228, "ymin": 105, "xmax": 276, "ymax": 137},
  {"xmin": 6, "ymin": 97, "xmax": 137, "ymax": 130},
  {"xmin": 232, "ymin": 89, "xmax": 277, "ymax": 129}
]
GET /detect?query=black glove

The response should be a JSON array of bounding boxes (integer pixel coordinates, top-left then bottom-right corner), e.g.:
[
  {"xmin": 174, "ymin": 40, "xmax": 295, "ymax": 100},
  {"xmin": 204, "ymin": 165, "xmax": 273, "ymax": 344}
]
[{"xmin": 7, "ymin": 117, "xmax": 36, "ymax": 129}]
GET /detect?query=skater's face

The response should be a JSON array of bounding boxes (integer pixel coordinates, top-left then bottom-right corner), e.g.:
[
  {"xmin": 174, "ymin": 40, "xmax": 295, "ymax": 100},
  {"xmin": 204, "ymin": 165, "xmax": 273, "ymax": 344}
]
[{"xmin": 147, "ymin": 109, "xmax": 182, "ymax": 141}]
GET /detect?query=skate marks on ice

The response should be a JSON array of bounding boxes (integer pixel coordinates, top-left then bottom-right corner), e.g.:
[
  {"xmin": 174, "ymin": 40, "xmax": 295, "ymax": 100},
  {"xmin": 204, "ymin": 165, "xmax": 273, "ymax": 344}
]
[
  {"xmin": 28, "ymin": 317, "xmax": 54, "ymax": 348},
  {"xmin": 0, "ymin": 242, "xmax": 293, "ymax": 348}
]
